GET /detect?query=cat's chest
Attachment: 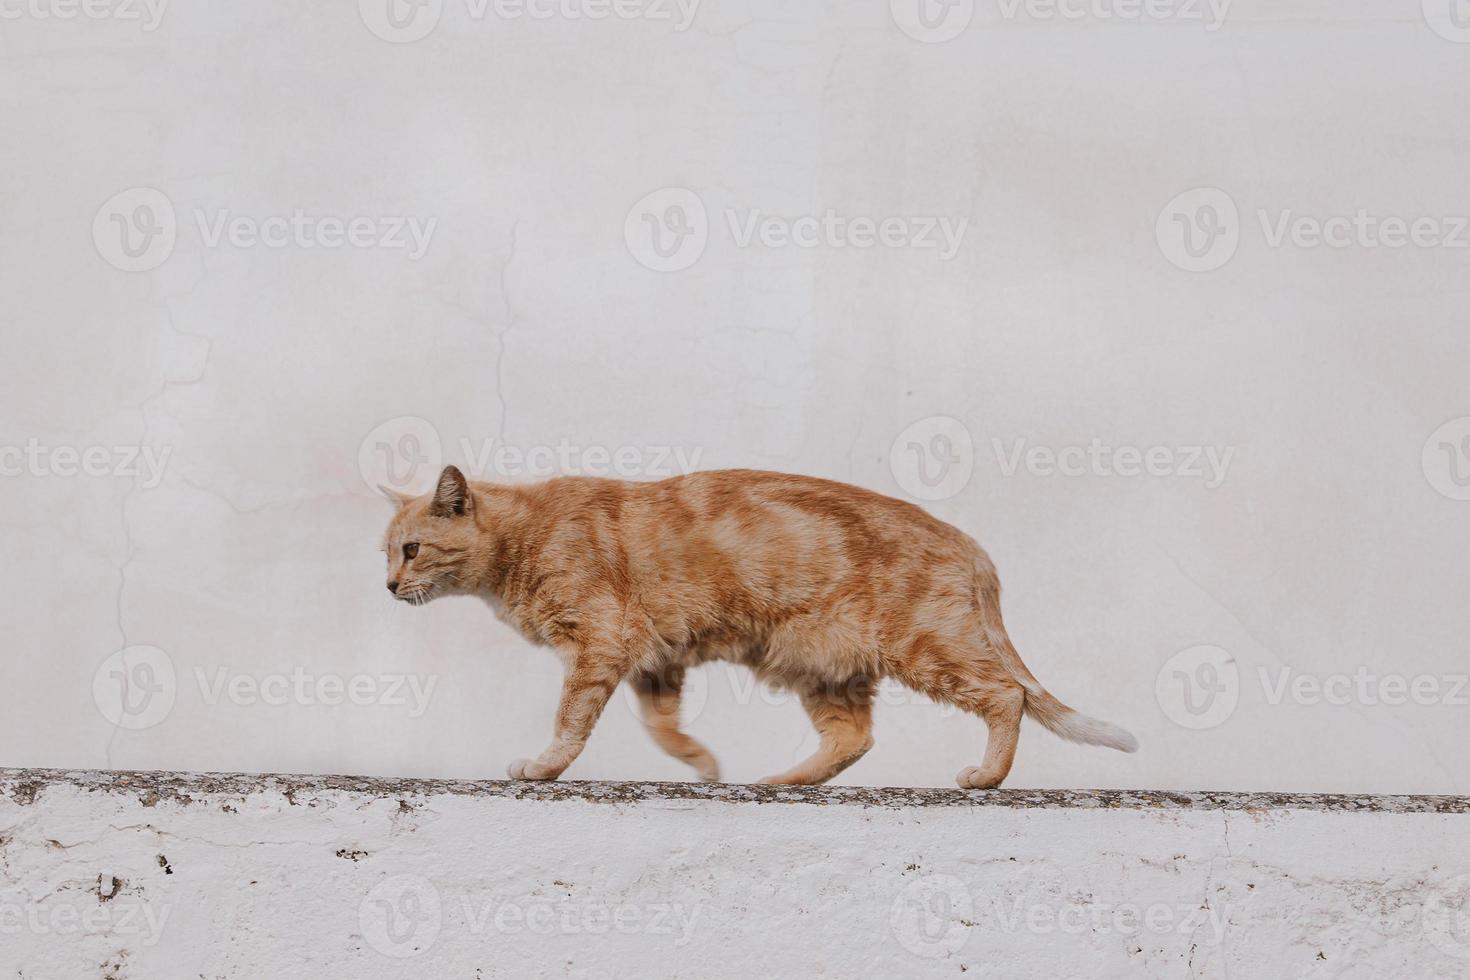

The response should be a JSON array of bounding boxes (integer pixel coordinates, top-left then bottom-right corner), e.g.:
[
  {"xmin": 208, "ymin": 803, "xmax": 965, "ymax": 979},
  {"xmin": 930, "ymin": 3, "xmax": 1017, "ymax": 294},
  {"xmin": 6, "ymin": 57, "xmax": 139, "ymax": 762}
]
[
  {"xmin": 480, "ymin": 592, "xmax": 562, "ymax": 650},
  {"xmin": 480, "ymin": 593, "xmax": 534, "ymax": 640}
]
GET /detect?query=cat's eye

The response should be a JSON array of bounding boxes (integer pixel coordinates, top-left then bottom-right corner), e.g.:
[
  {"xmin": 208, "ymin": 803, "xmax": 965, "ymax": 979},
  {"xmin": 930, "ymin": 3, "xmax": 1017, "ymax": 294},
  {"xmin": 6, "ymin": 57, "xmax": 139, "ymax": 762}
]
[{"xmin": 402, "ymin": 543, "xmax": 419, "ymax": 561}]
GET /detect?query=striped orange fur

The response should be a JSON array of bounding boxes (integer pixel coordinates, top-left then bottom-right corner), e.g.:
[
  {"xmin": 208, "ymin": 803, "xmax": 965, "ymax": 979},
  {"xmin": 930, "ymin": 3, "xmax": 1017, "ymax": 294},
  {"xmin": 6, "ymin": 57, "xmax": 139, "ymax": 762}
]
[{"xmin": 381, "ymin": 466, "xmax": 1136, "ymax": 788}]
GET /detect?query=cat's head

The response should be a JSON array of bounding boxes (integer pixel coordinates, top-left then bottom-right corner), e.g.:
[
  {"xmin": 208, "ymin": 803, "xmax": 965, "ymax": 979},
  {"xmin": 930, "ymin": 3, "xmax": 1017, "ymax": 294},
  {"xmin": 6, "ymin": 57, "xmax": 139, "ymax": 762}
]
[{"xmin": 380, "ymin": 464, "xmax": 482, "ymax": 605}]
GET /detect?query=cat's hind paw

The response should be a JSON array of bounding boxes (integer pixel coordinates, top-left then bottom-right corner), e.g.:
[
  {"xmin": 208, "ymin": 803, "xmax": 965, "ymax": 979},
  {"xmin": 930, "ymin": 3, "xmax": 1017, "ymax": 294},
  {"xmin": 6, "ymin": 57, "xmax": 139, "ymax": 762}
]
[
  {"xmin": 507, "ymin": 758, "xmax": 558, "ymax": 781},
  {"xmin": 955, "ymin": 765, "xmax": 1005, "ymax": 790}
]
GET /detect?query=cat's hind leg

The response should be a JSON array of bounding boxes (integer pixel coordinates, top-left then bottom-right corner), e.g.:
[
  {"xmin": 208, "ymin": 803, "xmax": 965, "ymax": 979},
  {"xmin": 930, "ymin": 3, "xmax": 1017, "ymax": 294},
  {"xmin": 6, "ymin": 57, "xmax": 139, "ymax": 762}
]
[
  {"xmin": 757, "ymin": 683, "xmax": 874, "ymax": 785},
  {"xmin": 954, "ymin": 682, "xmax": 1024, "ymax": 790},
  {"xmin": 631, "ymin": 666, "xmax": 721, "ymax": 782},
  {"xmin": 891, "ymin": 638, "xmax": 1026, "ymax": 790}
]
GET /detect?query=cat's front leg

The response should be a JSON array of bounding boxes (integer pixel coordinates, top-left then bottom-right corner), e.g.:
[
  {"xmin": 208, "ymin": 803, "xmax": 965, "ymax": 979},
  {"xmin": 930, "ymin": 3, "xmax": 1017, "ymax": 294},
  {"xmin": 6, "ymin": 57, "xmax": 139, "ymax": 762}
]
[{"xmin": 507, "ymin": 641, "xmax": 628, "ymax": 781}]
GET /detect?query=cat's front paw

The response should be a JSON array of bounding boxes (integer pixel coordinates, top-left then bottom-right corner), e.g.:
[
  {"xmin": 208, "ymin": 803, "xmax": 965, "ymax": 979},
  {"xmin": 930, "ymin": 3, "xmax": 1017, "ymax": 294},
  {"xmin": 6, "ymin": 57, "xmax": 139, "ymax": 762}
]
[{"xmin": 507, "ymin": 758, "xmax": 558, "ymax": 781}]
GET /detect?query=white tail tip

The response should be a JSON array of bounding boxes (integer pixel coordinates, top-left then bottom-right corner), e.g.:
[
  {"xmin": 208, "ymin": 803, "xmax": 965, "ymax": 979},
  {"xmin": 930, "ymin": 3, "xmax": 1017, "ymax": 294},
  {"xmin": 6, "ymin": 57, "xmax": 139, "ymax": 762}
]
[{"xmin": 1051, "ymin": 711, "xmax": 1139, "ymax": 753}]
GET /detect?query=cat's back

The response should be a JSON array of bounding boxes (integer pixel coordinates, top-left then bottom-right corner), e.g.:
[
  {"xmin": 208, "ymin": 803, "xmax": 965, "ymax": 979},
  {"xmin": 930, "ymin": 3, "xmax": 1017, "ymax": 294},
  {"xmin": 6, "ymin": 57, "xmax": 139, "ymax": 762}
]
[{"xmin": 638, "ymin": 468, "xmax": 972, "ymax": 552}]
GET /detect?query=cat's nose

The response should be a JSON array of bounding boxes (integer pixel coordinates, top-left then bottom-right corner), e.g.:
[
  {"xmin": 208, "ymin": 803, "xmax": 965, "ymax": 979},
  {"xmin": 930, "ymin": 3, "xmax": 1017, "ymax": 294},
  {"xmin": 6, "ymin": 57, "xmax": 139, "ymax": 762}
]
[{"xmin": 387, "ymin": 580, "xmax": 399, "ymax": 595}]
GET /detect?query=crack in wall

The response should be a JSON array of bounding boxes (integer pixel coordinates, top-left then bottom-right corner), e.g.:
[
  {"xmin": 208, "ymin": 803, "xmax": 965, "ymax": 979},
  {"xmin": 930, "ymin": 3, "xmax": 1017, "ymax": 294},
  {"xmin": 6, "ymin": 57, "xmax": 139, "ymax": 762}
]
[
  {"xmin": 103, "ymin": 307, "xmax": 216, "ymax": 770},
  {"xmin": 494, "ymin": 220, "xmax": 522, "ymax": 448}
]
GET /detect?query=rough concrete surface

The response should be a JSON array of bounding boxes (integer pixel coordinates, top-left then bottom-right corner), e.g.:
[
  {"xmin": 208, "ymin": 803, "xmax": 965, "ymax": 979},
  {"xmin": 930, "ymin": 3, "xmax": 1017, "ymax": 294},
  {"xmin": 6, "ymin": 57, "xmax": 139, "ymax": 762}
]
[{"xmin": 2, "ymin": 769, "xmax": 1468, "ymax": 979}]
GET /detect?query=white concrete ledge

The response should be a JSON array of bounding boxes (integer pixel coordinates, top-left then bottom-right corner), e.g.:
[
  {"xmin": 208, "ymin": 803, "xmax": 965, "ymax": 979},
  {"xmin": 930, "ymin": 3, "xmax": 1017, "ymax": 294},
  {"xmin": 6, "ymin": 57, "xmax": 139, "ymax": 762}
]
[{"xmin": 3, "ymin": 769, "xmax": 1469, "ymax": 978}]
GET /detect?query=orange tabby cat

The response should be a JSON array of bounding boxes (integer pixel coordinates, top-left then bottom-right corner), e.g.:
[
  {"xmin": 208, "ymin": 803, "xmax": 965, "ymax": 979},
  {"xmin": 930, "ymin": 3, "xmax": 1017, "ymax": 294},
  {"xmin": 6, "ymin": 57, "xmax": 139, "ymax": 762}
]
[{"xmin": 381, "ymin": 465, "xmax": 1136, "ymax": 788}]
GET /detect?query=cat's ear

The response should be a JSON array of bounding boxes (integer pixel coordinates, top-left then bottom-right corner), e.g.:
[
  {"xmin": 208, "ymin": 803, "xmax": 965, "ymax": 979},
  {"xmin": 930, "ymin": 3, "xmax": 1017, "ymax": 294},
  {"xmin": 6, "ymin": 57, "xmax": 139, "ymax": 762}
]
[
  {"xmin": 430, "ymin": 465, "xmax": 471, "ymax": 518},
  {"xmin": 378, "ymin": 485, "xmax": 416, "ymax": 509}
]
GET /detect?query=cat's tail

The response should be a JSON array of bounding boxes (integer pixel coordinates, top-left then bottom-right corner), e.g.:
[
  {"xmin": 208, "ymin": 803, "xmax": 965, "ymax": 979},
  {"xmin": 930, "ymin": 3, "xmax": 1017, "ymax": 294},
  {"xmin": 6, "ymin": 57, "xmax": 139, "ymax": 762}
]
[
  {"xmin": 1021, "ymin": 686, "xmax": 1138, "ymax": 753},
  {"xmin": 977, "ymin": 608, "xmax": 1138, "ymax": 753}
]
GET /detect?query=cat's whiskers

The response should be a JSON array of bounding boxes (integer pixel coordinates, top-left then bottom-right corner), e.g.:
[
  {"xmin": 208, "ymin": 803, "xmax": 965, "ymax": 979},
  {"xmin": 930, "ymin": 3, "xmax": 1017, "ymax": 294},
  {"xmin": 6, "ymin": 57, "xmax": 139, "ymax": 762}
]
[{"xmin": 395, "ymin": 582, "xmax": 433, "ymax": 606}]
